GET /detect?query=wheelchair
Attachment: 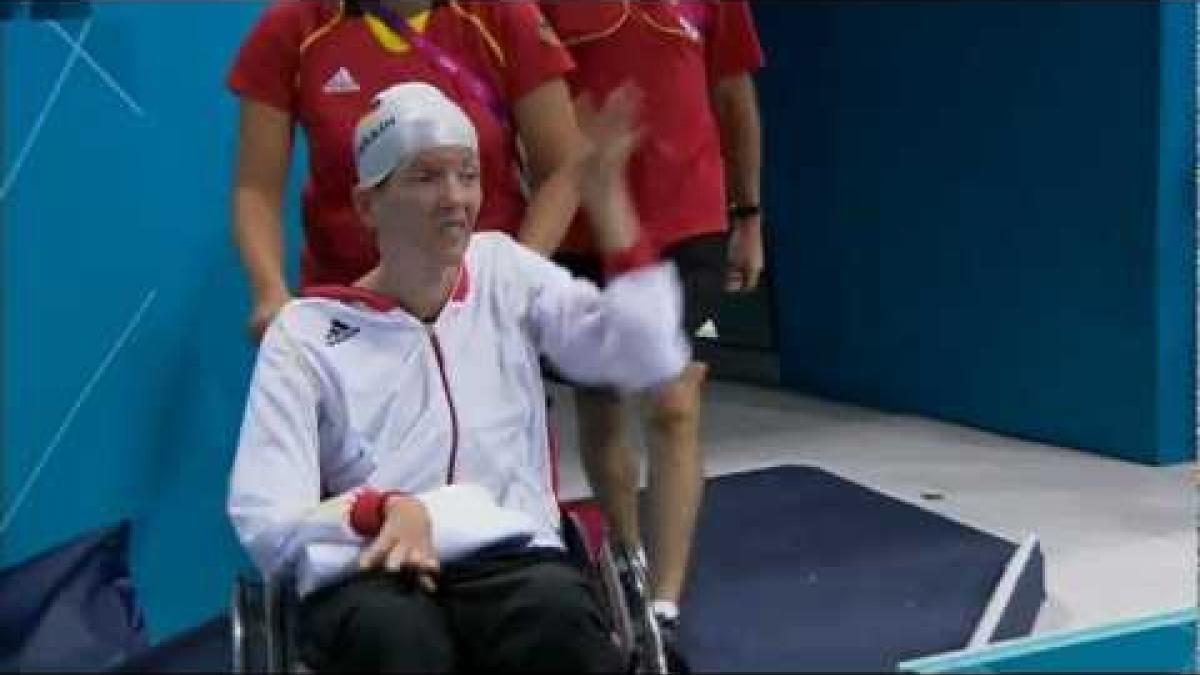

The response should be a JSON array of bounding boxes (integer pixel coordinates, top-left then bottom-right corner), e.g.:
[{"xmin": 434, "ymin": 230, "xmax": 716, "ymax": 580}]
[
  {"xmin": 230, "ymin": 501, "xmax": 669, "ymax": 673},
  {"xmin": 230, "ymin": 395, "xmax": 670, "ymax": 673}
]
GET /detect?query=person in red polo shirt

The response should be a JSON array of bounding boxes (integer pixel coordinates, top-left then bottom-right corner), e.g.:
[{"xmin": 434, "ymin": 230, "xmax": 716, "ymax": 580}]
[
  {"xmin": 541, "ymin": 2, "xmax": 765, "ymax": 666},
  {"xmin": 229, "ymin": 0, "xmax": 582, "ymax": 338}
]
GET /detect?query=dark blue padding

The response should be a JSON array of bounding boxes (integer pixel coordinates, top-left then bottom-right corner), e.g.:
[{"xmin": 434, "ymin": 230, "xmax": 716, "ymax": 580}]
[
  {"xmin": 0, "ymin": 1, "xmax": 25, "ymax": 21},
  {"xmin": 677, "ymin": 465, "xmax": 1044, "ymax": 672},
  {"xmin": 0, "ymin": 521, "xmax": 148, "ymax": 672},
  {"xmin": 114, "ymin": 615, "xmax": 230, "ymax": 673},
  {"xmin": 29, "ymin": 0, "xmax": 92, "ymax": 20},
  {"xmin": 0, "ymin": 0, "xmax": 90, "ymax": 21}
]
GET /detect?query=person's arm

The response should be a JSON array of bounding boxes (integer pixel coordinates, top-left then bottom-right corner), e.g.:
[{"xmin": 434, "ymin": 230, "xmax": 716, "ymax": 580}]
[
  {"xmin": 504, "ymin": 86, "xmax": 690, "ymax": 392},
  {"xmin": 233, "ymin": 100, "xmax": 295, "ymax": 340},
  {"xmin": 512, "ymin": 79, "xmax": 587, "ymax": 256},
  {"xmin": 486, "ymin": 1, "xmax": 582, "ymax": 256},
  {"xmin": 354, "ymin": 483, "xmax": 538, "ymax": 594},
  {"xmin": 228, "ymin": 1, "xmax": 317, "ymax": 338},
  {"xmin": 506, "ymin": 236, "xmax": 688, "ymax": 394},
  {"xmin": 361, "ymin": 484, "xmax": 538, "ymax": 578},
  {"xmin": 711, "ymin": 73, "xmax": 764, "ymax": 292},
  {"xmin": 227, "ymin": 317, "xmax": 366, "ymax": 593},
  {"xmin": 705, "ymin": 0, "xmax": 765, "ymax": 292}
]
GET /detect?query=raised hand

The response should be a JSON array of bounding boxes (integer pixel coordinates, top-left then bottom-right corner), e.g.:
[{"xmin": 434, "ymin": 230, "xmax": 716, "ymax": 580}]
[{"xmin": 574, "ymin": 83, "xmax": 644, "ymax": 253}]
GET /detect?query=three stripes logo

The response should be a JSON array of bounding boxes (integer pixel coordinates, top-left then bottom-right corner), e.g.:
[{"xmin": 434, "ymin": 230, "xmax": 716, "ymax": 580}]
[
  {"xmin": 325, "ymin": 319, "xmax": 360, "ymax": 347},
  {"xmin": 323, "ymin": 66, "xmax": 361, "ymax": 94}
]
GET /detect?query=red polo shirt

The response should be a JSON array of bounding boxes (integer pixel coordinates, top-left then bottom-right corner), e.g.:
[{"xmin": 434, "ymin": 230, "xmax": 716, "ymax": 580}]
[
  {"xmin": 541, "ymin": 1, "xmax": 764, "ymax": 255},
  {"xmin": 229, "ymin": 0, "xmax": 573, "ymax": 285}
]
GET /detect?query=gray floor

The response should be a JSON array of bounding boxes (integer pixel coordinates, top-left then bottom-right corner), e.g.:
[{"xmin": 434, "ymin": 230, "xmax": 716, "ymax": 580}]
[{"xmin": 548, "ymin": 379, "xmax": 1195, "ymax": 639}]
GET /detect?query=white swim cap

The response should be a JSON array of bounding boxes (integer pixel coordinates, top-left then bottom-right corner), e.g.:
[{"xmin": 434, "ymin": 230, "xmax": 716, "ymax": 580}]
[{"xmin": 353, "ymin": 82, "xmax": 479, "ymax": 189}]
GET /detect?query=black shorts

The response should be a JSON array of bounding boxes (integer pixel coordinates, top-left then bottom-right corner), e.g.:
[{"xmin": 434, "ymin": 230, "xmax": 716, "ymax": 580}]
[{"xmin": 553, "ymin": 232, "xmax": 727, "ymax": 344}]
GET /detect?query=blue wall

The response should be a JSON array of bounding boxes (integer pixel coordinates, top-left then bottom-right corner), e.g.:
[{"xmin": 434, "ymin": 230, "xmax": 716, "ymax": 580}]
[
  {"xmin": 1155, "ymin": 2, "xmax": 1197, "ymax": 467},
  {"xmin": 757, "ymin": 2, "xmax": 1196, "ymax": 464},
  {"xmin": 0, "ymin": 2, "xmax": 305, "ymax": 639}
]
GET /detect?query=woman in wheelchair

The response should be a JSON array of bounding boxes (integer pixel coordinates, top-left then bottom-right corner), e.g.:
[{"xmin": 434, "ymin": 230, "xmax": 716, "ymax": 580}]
[{"xmin": 227, "ymin": 81, "xmax": 689, "ymax": 673}]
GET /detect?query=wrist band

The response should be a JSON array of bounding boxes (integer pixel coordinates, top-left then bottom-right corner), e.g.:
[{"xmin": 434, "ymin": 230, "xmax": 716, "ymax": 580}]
[{"xmin": 349, "ymin": 488, "xmax": 410, "ymax": 537}]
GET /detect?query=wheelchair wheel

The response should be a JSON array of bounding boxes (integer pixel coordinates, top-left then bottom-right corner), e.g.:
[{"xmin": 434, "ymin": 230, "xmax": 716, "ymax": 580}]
[
  {"xmin": 231, "ymin": 575, "xmax": 272, "ymax": 673},
  {"xmin": 232, "ymin": 573, "xmax": 301, "ymax": 673},
  {"xmin": 610, "ymin": 544, "xmax": 670, "ymax": 674}
]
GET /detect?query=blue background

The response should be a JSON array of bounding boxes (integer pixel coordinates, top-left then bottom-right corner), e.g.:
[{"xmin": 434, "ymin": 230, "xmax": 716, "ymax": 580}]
[{"xmin": 758, "ymin": 2, "xmax": 1196, "ymax": 465}]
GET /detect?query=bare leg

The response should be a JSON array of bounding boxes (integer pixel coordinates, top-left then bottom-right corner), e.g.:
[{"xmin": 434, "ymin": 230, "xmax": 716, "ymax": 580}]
[
  {"xmin": 575, "ymin": 388, "xmax": 641, "ymax": 551},
  {"xmin": 642, "ymin": 362, "xmax": 708, "ymax": 604}
]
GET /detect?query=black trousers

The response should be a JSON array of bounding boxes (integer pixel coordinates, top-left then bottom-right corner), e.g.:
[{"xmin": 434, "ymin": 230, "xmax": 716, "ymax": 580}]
[{"xmin": 298, "ymin": 549, "xmax": 625, "ymax": 673}]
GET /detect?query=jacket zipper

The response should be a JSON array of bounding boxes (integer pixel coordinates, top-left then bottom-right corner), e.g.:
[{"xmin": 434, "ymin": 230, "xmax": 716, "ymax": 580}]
[{"xmin": 426, "ymin": 325, "xmax": 460, "ymax": 484}]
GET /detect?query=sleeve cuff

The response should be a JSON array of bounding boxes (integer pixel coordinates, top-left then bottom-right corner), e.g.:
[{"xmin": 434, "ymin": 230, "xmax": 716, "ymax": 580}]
[{"xmin": 602, "ymin": 236, "xmax": 658, "ymax": 280}]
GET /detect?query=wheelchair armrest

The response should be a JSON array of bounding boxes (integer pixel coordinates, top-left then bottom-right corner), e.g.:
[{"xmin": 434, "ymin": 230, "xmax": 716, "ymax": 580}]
[
  {"xmin": 560, "ymin": 508, "xmax": 593, "ymax": 568},
  {"xmin": 560, "ymin": 500, "xmax": 608, "ymax": 564}
]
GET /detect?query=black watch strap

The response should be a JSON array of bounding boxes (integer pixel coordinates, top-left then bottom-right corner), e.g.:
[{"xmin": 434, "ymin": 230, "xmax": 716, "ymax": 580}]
[{"xmin": 728, "ymin": 203, "xmax": 761, "ymax": 221}]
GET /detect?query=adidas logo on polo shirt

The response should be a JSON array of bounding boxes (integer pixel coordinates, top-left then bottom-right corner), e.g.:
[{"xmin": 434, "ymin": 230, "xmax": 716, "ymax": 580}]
[
  {"xmin": 323, "ymin": 67, "xmax": 360, "ymax": 94},
  {"xmin": 694, "ymin": 318, "xmax": 719, "ymax": 341},
  {"xmin": 325, "ymin": 319, "xmax": 360, "ymax": 346}
]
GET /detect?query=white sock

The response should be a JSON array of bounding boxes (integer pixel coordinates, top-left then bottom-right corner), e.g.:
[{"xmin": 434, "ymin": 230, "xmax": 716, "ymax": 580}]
[
  {"xmin": 651, "ymin": 599, "xmax": 679, "ymax": 622},
  {"xmin": 633, "ymin": 546, "xmax": 649, "ymax": 570}
]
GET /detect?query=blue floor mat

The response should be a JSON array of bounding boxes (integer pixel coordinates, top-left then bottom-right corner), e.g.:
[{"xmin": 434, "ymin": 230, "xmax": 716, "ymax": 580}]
[{"xmin": 678, "ymin": 465, "xmax": 1042, "ymax": 672}]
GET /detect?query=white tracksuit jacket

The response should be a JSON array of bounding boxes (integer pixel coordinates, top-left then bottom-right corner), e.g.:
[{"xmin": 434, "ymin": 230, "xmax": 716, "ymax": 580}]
[{"xmin": 228, "ymin": 232, "xmax": 689, "ymax": 596}]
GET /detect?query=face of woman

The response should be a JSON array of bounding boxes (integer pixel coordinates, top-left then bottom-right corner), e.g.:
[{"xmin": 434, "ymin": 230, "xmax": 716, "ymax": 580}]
[{"xmin": 358, "ymin": 145, "xmax": 482, "ymax": 267}]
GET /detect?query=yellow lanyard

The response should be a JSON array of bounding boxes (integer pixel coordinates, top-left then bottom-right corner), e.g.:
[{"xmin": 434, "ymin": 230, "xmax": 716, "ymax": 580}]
[{"xmin": 364, "ymin": 9, "xmax": 431, "ymax": 53}]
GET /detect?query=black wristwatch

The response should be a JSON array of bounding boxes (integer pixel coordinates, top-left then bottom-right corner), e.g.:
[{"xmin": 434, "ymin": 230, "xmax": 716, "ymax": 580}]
[{"xmin": 728, "ymin": 203, "xmax": 761, "ymax": 221}]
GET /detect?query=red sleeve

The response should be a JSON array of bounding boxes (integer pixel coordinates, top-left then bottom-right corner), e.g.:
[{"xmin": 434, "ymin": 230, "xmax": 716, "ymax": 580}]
[
  {"xmin": 227, "ymin": 0, "xmax": 320, "ymax": 113},
  {"xmin": 706, "ymin": 0, "xmax": 765, "ymax": 82},
  {"xmin": 485, "ymin": 1, "xmax": 575, "ymax": 102}
]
